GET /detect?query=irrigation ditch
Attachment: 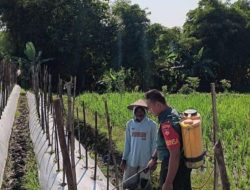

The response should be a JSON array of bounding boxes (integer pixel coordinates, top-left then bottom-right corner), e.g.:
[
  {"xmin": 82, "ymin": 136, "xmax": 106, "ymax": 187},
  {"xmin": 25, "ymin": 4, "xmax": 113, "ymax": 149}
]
[{"xmin": 2, "ymin": 91, "xmax": 39, "ymax": 190}]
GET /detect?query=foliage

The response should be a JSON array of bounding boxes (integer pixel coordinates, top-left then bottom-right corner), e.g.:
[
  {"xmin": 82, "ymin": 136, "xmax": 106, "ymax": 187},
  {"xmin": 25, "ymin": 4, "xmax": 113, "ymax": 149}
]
[
  {"xmin": 1, "ymin": 0, "xmax": 250, "ymax": 91},
  {"xmin": 183, "ymin": 0, "xmax": 250, "ymax": 90},
  {"xmin": 0, "ymin": 0, "xmax": 116, "ymax": 90},
  {"xmin": 23, "ymin": 141, "xmax": 40, "ymax": 190},
  {"xmin": 220, "ymin": 79, "xmax": 231, "ymax": 92},
  {"xmin": 100, "ymin": 68, "xmax": 125, "ymax": 93},
  {"xmin": 178, "ymin": 77, "xmax": 200, "ymax": 94},
  {"xmin": 112, "ymin": 0, "xmax": 151, "ymax": 90},
  {"xmin": 99, "ymin": 67, "xmax": 138, "ymax": 93},
  {"xmin": 0, "ymin": 32, "xmax": 14, "ymax": 57},
  {"xmin": 161, "ymin": 85, "xmax": 168, "ymax": 95},
  {"xmin": 17, "ymin": 42, "xmax": 52, "ymax": 88}
]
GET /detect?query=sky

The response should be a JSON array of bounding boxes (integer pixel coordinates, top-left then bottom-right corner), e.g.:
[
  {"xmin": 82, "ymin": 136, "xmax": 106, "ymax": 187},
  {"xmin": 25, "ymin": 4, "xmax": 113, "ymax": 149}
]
[
  {"xmin": 129, "ymin": 0, "xmax": 237, "ymax": 28},
  {"xmin": 130, "ymin": 0, "xmax": 199, "ymax": 27}
]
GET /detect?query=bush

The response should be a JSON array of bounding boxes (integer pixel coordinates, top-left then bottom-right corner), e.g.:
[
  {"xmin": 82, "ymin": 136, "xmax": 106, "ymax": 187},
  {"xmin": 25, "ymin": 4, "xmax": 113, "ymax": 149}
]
[
  {"xmin": 220, "ymin": 79, "xmax": 231, "ymax": 92},
  {"xmin": 178, "ymin": 84, "xmax": 194, "ymax": 94},
  {"xmin": 99, "ymin": 68, "xmax": 137, "ymax": 93},
  {"xmin": 134, "ymin": 85, "xmax": 140, "ymax": 92},
  {"xmin": 162, "ymin": 85, "xmax": 168, "ymax": 95},
  {"xmin": 178, "ymin": 77, "xmax": 200, "ymax": 94}
]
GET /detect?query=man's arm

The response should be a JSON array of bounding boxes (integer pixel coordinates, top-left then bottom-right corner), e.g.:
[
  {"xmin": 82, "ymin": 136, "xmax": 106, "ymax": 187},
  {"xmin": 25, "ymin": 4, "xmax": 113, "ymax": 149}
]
[
  {"xmin": 120, "ymin": 125, "xmax": 131, "ymax": 171},
  {"xmin": 147, "ymin": 149, "xmax": 158, "ymax": 171},
  {"xmin": 150, "ymin": 122, "xmax": 157, "ymax": 154},
  {"xmin": 161, "ymin": 122, "xmax": 181, "ymax": 189},
  {"xmin": 122, "ymin": 125, "xmax": 131, "ymax": 160},
  {"xmin": 164, "ymin": 148, "xmax": 180, "ymax": 188}
]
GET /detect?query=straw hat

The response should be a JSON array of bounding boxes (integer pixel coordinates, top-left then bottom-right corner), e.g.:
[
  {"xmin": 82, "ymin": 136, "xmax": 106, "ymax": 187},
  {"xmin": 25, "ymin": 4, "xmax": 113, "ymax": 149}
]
[{"xmin": 127, "ymin": 99, "xmax": 148, "ymax": 110}]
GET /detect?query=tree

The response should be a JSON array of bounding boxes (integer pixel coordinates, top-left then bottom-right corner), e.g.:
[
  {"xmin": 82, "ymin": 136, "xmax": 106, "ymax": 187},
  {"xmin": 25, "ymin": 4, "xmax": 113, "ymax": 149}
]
[
  {"xmin": 150, "ymin": 27, "xmax": 185, "ymax": 92},
  {"xmin": 112, "ymin": 0, "xmax": 151, "ymax": 89},
  {"xmin": 0, "ymin": 0, "xmax": 117, "ymax": 90},
  {"xmin": 183, "ymin": 0, "xmax": 250, "ymax": 90}
]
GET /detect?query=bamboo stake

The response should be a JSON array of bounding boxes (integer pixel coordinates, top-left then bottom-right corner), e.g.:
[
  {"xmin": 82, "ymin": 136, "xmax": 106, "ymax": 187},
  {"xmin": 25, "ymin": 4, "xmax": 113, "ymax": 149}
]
[
  {"xmin": 94, "ymin": 111, "xmax": 98, "ymax": 181},
  {"xmin": 104, "ymin": 100, "xmax": 119, "ymax": 190},
  {"xmin": 82, "ymin": 101, "xmax": 88, "ymax": 168},
  {"xmin": 77, "ymin": 107, "xmax": 81, "ymax": 159},
  {"xmin": 48, "ymin": 74, "xmax": 52, "ymax": 112},
  {"xmin": 44, "ymin": 67, "xmax": 51, "ymax": 145},
  {"xmin": 66, "ymin": 79, "xmax": 76, "ymax": 187},
  {"xmin": 53, "ymin": 107, "xmax": 60, "ymax": 171},
  {"xmin": 211, "ymin": 83, "xmax": 219, "ymax": 190},
  {"xmin": 53, "ymin": 99, "xmax": 77, "ymax": 190},
  {"xmin": 214, "ymin": 141, "xmax": 230, "ymax": 190}
]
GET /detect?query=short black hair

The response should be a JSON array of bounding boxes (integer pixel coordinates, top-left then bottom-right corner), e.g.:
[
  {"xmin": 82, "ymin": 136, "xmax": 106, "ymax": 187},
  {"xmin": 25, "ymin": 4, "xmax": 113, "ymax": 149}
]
[{"xmin": 145, "ymin": 89, "xmax": 166, "ymax": 104}]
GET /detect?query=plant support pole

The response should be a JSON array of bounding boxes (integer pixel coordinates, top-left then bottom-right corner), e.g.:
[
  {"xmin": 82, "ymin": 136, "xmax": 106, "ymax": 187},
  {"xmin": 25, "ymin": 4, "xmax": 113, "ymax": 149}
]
[
  {"xmin": 211, "ymin": 83, "xmax": 219, "ymax": 190},
  {"xmin": 53, "ymin": 99, "xmax": 77, "ymax": 190}
]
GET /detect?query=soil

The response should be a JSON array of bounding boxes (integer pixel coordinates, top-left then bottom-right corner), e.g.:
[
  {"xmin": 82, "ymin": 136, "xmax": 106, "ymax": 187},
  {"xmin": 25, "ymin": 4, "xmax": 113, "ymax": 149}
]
[{"xmin": 1, "ymin": 92, "xmax": 34, "ymax": 190}]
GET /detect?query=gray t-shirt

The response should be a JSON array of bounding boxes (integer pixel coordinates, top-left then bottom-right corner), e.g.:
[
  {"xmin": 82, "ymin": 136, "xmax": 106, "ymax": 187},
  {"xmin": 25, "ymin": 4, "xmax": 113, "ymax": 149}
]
[{"xmin": 122, "ymin": 117, "xmax": 157, "ymax": 167}]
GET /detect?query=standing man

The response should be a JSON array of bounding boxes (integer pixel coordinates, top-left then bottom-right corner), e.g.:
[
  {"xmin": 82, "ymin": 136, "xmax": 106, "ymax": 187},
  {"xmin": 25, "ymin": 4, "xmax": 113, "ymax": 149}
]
[
  {"xmin": 120, "ymin": 99, "xmax": 157, "ymax": 190},
  {"xmin": 145, "ymin": 89, "xmax": 192, "ymax": 190}
]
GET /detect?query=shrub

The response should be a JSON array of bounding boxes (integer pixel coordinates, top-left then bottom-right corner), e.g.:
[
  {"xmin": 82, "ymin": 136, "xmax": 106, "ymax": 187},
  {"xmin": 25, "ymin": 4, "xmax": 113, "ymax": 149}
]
[
  {"xmin": 162, "ymin": 85, "xmax": 168, "ymax": 95},
  {"xmin": 220, "ymin": 79, "xmax": 231, "ymax": 92},
  {"xmin": 100, "ymin": 69, "xmax": 125, "ymax": 92},
  {"xmin": 178, "ymin": 77, "xmax": 200, "ymax": 94}
]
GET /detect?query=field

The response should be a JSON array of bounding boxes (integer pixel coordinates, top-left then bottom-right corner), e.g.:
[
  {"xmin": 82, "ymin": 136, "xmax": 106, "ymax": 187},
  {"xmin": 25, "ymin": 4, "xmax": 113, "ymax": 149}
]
[{"xmin": 77, "ymin": 92, "xmax": 250, "ymax": 189}]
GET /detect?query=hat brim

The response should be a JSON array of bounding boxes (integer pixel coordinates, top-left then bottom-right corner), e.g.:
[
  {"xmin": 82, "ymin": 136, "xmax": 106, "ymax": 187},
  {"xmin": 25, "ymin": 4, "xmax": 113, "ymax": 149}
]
[
  {"xmin": 127, "ymin": 105, "xmax": 147, "ymax": 110},
  {"xmin": 127, "ymin": 99, "xmax": 148, "ymax": 110}
]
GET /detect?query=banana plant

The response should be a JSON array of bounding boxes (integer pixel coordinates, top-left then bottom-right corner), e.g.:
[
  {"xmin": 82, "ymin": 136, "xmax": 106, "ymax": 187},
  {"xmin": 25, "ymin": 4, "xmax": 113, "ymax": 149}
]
[{"xmin": 23, "ymin": 41, "xmax": 53, "ymax": 72}]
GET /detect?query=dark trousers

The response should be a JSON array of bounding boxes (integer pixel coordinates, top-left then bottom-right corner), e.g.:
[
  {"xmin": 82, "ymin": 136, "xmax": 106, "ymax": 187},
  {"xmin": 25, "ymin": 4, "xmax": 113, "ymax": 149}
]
[{"xmin": 159, "ymin": 158, "xmax": 192, "ymax": 190}]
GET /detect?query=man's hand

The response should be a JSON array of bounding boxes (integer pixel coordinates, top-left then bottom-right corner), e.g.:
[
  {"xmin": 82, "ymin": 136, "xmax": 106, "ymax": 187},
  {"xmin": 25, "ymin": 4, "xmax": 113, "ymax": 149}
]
[
  {"xmin": 146, "ymin": 159, "xmax": 157, "ymax": 172},
  {"xmin": 162, "ymin": 182, "xmax": 173, "ymax": 190},
  {"xmin": 120, "ymin": 160, "xmax": 126, "ymax": 172}
]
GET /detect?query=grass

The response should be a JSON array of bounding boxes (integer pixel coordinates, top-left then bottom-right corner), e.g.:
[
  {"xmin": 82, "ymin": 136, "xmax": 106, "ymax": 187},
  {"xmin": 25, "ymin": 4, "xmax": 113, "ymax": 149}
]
[
  {"xmin": 73, "ymin": 92, "xmax": 250, "ymax": 189},
  {"xmin": 22, "ymin": 148, "xmax": 40, "ymax": 190}
]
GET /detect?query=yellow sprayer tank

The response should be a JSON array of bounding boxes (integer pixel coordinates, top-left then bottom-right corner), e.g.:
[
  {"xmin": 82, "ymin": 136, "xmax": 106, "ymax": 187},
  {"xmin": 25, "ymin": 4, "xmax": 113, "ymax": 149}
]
[{"xmin": 180, "ymin": 109, "xmax": 205, "ymax": 169}]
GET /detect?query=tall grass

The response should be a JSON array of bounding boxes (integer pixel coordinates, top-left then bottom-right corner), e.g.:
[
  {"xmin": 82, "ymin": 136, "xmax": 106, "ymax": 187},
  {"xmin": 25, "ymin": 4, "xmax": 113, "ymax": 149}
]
[{"xmin": 77, "ymin": 92, "xmax": 250, "ymax": 189}]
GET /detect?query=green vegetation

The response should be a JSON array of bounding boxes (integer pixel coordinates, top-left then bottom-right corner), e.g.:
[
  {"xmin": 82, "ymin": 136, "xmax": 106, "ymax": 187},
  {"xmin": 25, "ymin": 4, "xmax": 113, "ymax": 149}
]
[
  {"xmin": 23, "ymin": 149, "xmax": 40, "ymax": 190},
  {"xmin": 77, "ymin": 92, "xmax": 250, "ymax": 189}
]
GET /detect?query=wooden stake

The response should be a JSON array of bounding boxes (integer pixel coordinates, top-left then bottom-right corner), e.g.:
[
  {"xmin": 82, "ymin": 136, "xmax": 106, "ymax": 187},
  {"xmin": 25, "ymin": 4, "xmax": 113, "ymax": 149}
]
[
  {"xmin": 48, "ymin": 74, "xmax": 52, "ymax": 112},
  {"xmin": 44, "ymin": 67, "xmax": 51, "ymax": 145},
  {"xmin": 53, "ymin": 108, "xmax": 60, "ymax": 171},
  {"xmin": 211, "ymin": 83, "xmax": 219, "ymax": 190},
  {"xmin": 94, "ymin": 112, "xmax": 98, "ymax": 181},
  {"xmin": 77, "ymin": 107, "xmax": 81, "ymax": 158},
  {"xmin": 53, "ymin": 99, "xmax": 77, "ymax": 190},
  {"xmin": 214, "ymin": 141, "xmax": 230, "ymax": 190},
  {"xmin": 82, "ymin": 101, "xmax": 88, "ymax": 168},
  {"xmin": 104, "ymin": 100, "xmax": 119, "ymax": 190},
  {"xmin": 66, "ymin": 79, "xmax": 76, "ymax": 186}
]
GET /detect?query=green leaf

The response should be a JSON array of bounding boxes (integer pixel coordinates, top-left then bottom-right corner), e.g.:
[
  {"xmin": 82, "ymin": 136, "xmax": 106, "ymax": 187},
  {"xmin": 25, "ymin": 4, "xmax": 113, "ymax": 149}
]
[
  {"xmin": 197, "ymin": 47, "xmax": 204, "ymax": 60},
  {"xmin": 24, "ymin": 42, "xmax": 36, "ymax": 61},
  {"xmin": 109, "ymin": 69, "xmax": 116, "ymax": 81}
]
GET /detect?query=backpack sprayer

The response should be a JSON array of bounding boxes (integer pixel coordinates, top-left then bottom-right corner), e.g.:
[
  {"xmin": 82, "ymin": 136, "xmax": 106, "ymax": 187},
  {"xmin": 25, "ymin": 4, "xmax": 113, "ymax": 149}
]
[{"xmin": 180, "ymin": 109, "xmax": 206, "ymax": 169}]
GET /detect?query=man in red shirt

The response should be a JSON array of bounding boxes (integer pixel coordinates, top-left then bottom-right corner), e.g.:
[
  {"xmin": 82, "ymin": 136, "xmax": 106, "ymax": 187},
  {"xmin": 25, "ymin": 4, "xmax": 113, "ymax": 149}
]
[{"xmin": 145, "ymin": 89, "xmax": 192, "ymax": 190}]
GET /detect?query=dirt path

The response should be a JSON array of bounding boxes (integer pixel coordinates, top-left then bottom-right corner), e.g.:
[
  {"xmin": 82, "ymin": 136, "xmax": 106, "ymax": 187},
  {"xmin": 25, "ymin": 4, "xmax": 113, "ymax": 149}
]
[{"xmin": 1, "ymin": 92, "xmax": 39, "ymax": 190}]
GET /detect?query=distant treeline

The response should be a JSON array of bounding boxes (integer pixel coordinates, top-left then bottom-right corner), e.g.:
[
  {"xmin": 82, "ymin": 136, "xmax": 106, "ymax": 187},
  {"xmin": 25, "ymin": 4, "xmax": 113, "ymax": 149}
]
[{"xmin": 0, "ymin": 0, "xmax": 250, "ymax": 92}]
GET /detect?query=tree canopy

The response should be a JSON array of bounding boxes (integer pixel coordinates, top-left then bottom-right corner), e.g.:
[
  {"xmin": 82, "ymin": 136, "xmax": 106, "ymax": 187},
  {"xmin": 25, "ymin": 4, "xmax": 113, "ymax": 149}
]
[{"xmin": 0, "ymin": 0, "xmax": 250, "ymax": 92}]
